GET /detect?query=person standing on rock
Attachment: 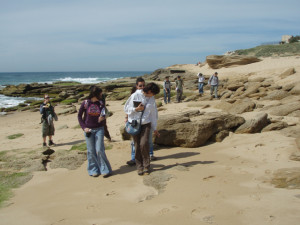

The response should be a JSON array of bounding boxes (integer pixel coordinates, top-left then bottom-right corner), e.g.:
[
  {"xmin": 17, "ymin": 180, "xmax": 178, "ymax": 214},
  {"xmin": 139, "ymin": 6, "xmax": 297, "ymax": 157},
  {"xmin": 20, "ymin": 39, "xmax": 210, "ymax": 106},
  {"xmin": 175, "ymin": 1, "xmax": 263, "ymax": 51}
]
[
  {"xmin": 197, "ymin": 73, "xmax": 205, "ymax": 96},
  {"xmin": 208, "ymin": 72, "xmax": 219, "ymax": 99},
  {"xmin": 163, "ymin": 76, "xmax": 172, "ymax": 104},
  {"xmin": 175, "ymin": 75, "xmax": 184, "ymax": 103},
  {"xmin": 40, "ymin": 94, "xmax": 57, "ymax": 147},
  {"xmin": 78, "ymin": 86, "xmax": 112, "ymax": 178}
]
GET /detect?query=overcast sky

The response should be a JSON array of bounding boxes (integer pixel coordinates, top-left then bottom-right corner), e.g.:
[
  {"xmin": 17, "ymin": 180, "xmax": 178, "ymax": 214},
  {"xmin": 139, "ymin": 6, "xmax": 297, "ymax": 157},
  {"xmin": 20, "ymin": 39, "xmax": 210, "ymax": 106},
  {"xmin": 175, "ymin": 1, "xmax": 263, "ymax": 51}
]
[{"xmin": 0, "ymin": 0, "xmax": 299, "ymax": 72}]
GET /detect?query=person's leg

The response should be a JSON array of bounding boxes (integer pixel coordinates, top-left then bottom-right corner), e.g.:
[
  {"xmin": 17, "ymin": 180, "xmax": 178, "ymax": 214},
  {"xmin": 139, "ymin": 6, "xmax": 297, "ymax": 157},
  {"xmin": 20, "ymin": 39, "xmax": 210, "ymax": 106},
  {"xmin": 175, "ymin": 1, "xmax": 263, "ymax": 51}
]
[
  {"xmin": 198, "ymin": 83, "xmax": 201, "ymax": 93},
  {"xmin": 149, "ymin": 128, "xmax": 153, "ymax": 157},
  {"xmin": 95, "ymin": 127, "xmax": 112, "ymax": 175},
  {"xmin": 210, "ymin": 85, "xmax": 214, "ymax": 96},
  {"xmin": 176, "ymin": 90, "xmax": 180, "ymax": 102},
  {"xmin": 199, "ymin": 83, "xmax": 204, "ymax": 94},
  {"xmin": 139, "ymin": 124, "xmax": 151, "ymax": 172},
  {"xmin": 85, "ymin": 131, "xmax": 100, "ymax": 176},
  {"xmin": 133, "ymin": 133, "xmax": 143, "ymax": 173},
  {"xmin": 48, "ymin": 123, "xmax": 55, "ymax": 145},
  {"xmin": 131, "ymin": 141, "xmax": 135, "ymax": 161},
  {"xmin": 163, "ymin": 89, "xmax": 167, "ymax": 104},
  {"xmin": 214, "ymin": 85, "xmax": 218, "ymax": 98},
  {"xmin": 103, "ymin": 119, "xmax": 111, "ymax": 141},
  {"xmin": 179, "ymin": 89, "xmax": 183, "ymax": 102},
  {"xmin": 167, "ymin": 89, "xmax": 171, "ymax": 103}
]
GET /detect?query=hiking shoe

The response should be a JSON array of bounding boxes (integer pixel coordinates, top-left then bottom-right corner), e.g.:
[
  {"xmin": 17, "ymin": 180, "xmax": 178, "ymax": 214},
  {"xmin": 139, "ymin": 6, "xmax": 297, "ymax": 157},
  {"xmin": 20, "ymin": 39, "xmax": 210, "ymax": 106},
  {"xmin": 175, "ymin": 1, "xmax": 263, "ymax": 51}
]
[
  {"xmin": 126, "ymin": 160, "xmax": 136, "ymax": 166},
  {"xmin": 150, "ymin": 156, "xmax": 157, "ymax": 161},
  {"xmin": 43, "ymin": 142, "xmax": 47, "ymax": 147},
  {"xmin": 138, "ymin": 171, "xmax": 144, "ymax": 176},
  {"xmin": 48, "ymin": 140, "xmax": 55, "ymax": 146},
  {"xmin": 143, "ymin": 170, "xmax": 150, "ymax": 175},
  {"xmin": 103, "ymin": 173, "xmax": 112, "ymax": 178},
  {"xmin": 91, "ymin": 174, "xmax": 99, "ymax": 177}
]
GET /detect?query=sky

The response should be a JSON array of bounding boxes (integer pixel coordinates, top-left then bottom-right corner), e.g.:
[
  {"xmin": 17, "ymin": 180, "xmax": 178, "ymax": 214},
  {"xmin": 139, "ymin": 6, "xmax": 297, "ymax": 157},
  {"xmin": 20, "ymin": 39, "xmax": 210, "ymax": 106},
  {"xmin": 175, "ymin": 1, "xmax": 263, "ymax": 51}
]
[{"xmin": 0, "ymin": 0, "xmax": 299, "ymax": 72}]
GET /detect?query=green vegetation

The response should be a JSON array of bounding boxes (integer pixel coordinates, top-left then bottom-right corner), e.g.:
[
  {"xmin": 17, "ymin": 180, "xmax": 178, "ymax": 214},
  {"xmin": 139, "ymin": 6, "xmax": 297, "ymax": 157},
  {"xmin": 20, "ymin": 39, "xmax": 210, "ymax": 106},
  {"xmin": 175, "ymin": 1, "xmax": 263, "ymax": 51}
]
[
  {"xmin": 53, "ymin": 81, "xmax": 80, "ymax": 86},
  {"xmin": 0, "ymin": 171, "xmax": 32, "ymax": 207},
  {"xmin": 73, "ymin": 124, "xmax": 81, "ymax": 129},
  {"xmin": 234, "ymin": 42, "xmax": 300, "ymax": 57},
  {"xmin": 70, "ymin": 142, "xmax": 86, "ymax": 151},
  {"xmin": 61, "ymin": 99, "xmax": 78, "ymax": 105},
  {"xmin": 7, "ymin": 133, "xmax": 24, "ymax": 140}
]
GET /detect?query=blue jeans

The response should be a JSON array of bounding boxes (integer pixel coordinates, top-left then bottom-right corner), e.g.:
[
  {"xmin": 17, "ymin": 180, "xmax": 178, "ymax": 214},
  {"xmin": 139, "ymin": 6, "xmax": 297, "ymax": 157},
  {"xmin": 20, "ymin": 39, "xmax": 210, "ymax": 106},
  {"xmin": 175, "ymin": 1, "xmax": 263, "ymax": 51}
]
[
  {"xmin": 198, "ymin": 83, "xmax": 204, "ymax": 94},
  {"xmin": 164, "ymin": 89, "xmax": 171, "ymax": 103},
  {"xmin": 85, "ymin": 127, "xmax": 112, "ymax": 176},
  {"xmin": 210, "ymin": 85, "xmax": 218, "ymax": 98},
  {"xmin": 130, "ymin": 129, "xmax": 154, "ymax": 161}
]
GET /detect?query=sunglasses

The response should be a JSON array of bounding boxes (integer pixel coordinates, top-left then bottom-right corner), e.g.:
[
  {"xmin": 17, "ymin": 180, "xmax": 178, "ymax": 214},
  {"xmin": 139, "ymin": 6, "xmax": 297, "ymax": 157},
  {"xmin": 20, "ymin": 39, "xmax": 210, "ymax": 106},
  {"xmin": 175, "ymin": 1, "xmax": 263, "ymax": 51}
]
[{"xmin": 138, "ymin": 85, "xmax": 145, "ymax": 88}]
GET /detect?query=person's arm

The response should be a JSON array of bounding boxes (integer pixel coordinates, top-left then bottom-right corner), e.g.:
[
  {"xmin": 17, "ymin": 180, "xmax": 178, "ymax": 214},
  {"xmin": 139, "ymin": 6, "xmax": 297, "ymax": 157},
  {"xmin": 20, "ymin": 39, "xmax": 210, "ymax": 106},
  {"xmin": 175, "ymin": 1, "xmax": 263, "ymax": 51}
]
[
  {"xmin": 40, "ymin": 104, "xmax": 45, "ymax": 114},
  {"xmin": 77, "ymin": 101, "xmax": 87, "ymax": 130}
]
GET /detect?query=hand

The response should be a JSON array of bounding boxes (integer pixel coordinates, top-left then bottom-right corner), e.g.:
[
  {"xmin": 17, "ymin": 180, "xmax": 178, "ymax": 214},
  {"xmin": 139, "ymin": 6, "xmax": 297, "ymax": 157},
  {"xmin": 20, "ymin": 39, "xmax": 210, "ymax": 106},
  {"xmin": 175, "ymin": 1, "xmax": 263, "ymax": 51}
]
[
  {"xmin": 135, "ymin": 103, "xmax": 144, "ymax": 112},
  {"xmin": 154, "ymin": 130, "xmax": 160, "ymax": 137},
  {"xmin": 84, "ymin": 128, "xmax": 91, "ymax": 133},
  {"xmin": 98, "ymin": 116, "xmax": 105, "ymax": 122}
]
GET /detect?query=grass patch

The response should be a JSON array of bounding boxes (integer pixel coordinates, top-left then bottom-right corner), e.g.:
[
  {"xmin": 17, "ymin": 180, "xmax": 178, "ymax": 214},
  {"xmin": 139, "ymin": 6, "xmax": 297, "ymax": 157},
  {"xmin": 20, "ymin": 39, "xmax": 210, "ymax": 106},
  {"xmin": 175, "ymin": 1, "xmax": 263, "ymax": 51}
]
[
  {"xmin": 235, "ymin": 42, "xmax": 300, "ymax": 57},
  {"xmin": 53, "ymin": 82, "xmax": 80, "ymax": 86},
  {"xmin": 61, "ymin": 99, "xmax": 78, "ymax": 105},
  {"xmin": 73, "ymin": 124, "xmax": 81, "ymax": 129},
  {"xmin": 105, "ymin": 144, "xmax": 113, "ymax": 150},
  {"xmin": 70, "ymin": 142, "xmax": 86, "ymax": 151},
  {"xmin": 0, "ymin": 171, "xmax": 33, "ymax": 207},
  {"xmin": 7, "ymin": 133, "xmax": 24, "ymax": 140}
]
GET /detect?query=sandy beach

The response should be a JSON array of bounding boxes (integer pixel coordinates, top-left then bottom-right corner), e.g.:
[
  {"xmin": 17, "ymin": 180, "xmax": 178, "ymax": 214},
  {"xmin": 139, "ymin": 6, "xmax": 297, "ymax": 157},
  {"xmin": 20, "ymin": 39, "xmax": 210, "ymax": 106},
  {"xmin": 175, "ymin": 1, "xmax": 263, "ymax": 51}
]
[{"xmin": 1, "ymin": 56, "xmax": 300, "ymax": 225}]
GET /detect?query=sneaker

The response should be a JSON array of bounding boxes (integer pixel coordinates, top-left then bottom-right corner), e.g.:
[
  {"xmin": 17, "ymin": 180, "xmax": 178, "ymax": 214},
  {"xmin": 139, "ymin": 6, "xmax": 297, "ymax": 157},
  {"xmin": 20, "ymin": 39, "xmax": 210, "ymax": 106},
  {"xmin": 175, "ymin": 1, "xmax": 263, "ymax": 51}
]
[
  {"xmin": 150, "ymin": 155, "xmax": 157, "ymax": 161},
  {"xmin": 43, "ymin": 142, "xmax": 47, "ymax": 147},
  {"xmin": 143, "ymin": 170, "xmax": 150, "ymax": 175},
  {"xmin": 126, "ymin": 160, "xmax": 136, "ymax": 166},
  {"xmin": 48, "ymin": 140, "xmax": 55, "ymax": 146},
  {"xmin": 91, "ymin": 174, "xmax": 99, "ymax": 177},
  {"xmin": 138, "ymin": 171, "xmax": 144, "ymax": 176}
]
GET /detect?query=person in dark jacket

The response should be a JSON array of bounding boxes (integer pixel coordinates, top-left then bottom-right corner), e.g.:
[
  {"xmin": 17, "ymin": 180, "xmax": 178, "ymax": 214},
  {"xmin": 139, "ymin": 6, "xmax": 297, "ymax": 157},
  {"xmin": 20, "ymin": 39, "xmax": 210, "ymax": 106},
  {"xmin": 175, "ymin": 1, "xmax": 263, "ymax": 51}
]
[{"xmin": 40, "ymin": 94, "xmax": 56, "ymax": 147}]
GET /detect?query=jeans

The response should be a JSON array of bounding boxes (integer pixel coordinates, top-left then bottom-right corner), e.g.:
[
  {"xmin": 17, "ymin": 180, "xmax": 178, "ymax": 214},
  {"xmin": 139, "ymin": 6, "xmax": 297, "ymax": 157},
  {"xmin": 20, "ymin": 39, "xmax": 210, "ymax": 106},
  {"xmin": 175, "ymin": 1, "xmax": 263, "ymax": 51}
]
[
  {"xmin": 85, "ymin": 127, "xmax": 112, "ymax": 176},
  {"xmin": 198, "ymin": 83, "xmax": 204, "ymax": 94},
  {"xmin": 130, "ymin": 128, "xmax": 154, "ymax": 161},
  {"xmin": 210, "ymin": 85, "xmax": 218, "ymax": 98},
  {"xmin": 164, "ymin": 89, "xmax": 171, "ymax": 103}
]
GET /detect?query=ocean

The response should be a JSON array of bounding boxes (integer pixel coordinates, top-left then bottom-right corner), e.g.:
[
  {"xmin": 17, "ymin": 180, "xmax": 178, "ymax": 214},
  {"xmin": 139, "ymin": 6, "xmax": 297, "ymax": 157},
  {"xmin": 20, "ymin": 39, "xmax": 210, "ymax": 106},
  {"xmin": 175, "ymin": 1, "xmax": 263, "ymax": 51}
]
[{"xmin": 0, "ymin": 71, "xmax": 151, "ymax": 108}]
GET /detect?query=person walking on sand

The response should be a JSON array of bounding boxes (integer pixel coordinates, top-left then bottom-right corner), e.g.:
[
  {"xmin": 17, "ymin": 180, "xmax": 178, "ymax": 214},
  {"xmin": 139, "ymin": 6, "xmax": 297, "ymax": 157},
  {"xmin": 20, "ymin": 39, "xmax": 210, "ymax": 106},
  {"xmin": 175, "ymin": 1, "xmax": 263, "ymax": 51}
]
[
  {"xmin": 78, "ymin": 86, "xmax": 112, "ymax": 178},
  {"xmin": 175, "ymin": 75, "xmax": 184, "ymax": 103},
  {"xmin": 197, "ymin": 73, "xmax": 205, "ymax": 96},
  {"xmin": 208, "ymin": 72, "xmax": 219, "ymax": 99},
  {"xmin": 124, "ymin": 82, "xmax": 160, "ymax": 175},
  {"xmin": 40, "ymin": 94, "xmax": 57, "ymax": 147},
  {"xmin": 163, "ymin": 76, "xmax": 172, "ymax": 104},
  {"xmin": 126, "ymin": 77, "xmax": 157, "ymax": 166}
]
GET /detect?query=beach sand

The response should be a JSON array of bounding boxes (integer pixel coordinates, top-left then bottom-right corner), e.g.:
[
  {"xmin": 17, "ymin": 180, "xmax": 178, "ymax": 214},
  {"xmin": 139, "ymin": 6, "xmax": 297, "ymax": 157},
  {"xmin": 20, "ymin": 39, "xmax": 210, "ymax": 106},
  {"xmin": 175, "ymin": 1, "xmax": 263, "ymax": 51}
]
[{"xmin": 0, "ymin": 56, "xmax": 300, "ymax": 225}]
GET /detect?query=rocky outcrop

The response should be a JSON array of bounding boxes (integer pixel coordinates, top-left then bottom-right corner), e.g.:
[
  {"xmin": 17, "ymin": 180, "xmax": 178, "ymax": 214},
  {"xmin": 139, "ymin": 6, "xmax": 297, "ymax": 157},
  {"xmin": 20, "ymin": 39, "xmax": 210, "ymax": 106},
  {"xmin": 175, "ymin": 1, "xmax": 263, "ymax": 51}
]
[
  {"xmin": 279, "ymin": 67, "xmax": 296, "ymax": 79},
  {"xmin": 235, "ymin": 113, "xmax": 269, "ymax": 134},
  {"xmin": 266, "ymin": 102, "xmax": 300, "ymax": 116},
  {"xmin": 215, "ymin": 98, "xmax": 256, "ymax": 114},
  {"xmin": 154, "ymin": 111, "xmax": 245, "ymax": 147},
  {"xmin": 206, "ymin": 55, "xmax": 261, "ymax": 69}
]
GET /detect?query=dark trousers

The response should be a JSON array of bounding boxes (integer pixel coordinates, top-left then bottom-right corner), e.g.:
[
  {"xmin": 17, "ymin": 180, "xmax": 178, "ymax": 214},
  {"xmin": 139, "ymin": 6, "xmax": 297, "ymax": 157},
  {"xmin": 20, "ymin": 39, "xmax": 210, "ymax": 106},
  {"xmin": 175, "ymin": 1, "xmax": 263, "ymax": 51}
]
[
  {"xmin": 132, "ymin": 123, "xmax": 151, "ymax": 172},
  {"xmin": 103, "ymin": 119, "xmax": 111, "ymax": 140}
]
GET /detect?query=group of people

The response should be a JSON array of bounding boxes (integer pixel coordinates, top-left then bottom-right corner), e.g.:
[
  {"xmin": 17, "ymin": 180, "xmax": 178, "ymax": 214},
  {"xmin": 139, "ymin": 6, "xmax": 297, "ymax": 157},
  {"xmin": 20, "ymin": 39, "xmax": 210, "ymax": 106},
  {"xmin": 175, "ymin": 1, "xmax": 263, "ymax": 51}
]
[{"xmin": 40, "ymin": 72, "xmax": 219, "ymax": 178}]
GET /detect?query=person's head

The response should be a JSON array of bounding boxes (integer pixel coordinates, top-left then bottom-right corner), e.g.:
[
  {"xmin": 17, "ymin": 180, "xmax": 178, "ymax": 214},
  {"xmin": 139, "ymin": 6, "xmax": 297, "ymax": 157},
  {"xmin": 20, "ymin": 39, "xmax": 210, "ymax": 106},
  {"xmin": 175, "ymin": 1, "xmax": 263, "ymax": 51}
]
[
  {"xmin": 143, "ymin": 82, "xmax": 160, "ymax": 97},
  {"xmin": 214, "ymin": 72, "xmax": 218, "ymax": 76},
  {"xmin": 44, "ymin": 94, "xmax": 50, "ymax": 103},
  {"xmin": 165, "ymin": 76, "xmax": 170, "ymax": 81},
  {"xmin": 177, "ymin": 75, "xmax": 181, "ymax": 79},
  {"xmin": 88, "ymin": 86, "xmax": 102, "ymax": 100},
  {"xmin": 135, "ymin": 77, "xmax": 145, "ymax": 90},
  {"xmin": 199, "ymin": 73, "xmax": 203, "ymax": 76}
]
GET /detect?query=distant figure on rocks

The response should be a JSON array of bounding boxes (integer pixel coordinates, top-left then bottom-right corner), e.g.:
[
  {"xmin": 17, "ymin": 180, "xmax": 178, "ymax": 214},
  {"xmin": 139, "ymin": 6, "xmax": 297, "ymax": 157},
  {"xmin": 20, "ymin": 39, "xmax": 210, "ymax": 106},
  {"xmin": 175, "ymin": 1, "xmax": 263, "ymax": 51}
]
[
  {"xmin": 78, "ymin": 86, "xmax": 112, "ymax": 178},
  {"xmin": 175, "ymin": 75, "xmax": 184, "ymax": 103},
  {"xmin": 163, "ymin": 76, "xmax": 172, "ymax": 104},
  {"xmin": 208, "ymin": 72, "xmax": 219, "ymax": 99},
  {"xmin": 40, "ymin": 94, "xmax": 57, "ymax": 147},
  {"xmin": 197, "ymin": 73, "xmax": 205, "ymax": 96}
]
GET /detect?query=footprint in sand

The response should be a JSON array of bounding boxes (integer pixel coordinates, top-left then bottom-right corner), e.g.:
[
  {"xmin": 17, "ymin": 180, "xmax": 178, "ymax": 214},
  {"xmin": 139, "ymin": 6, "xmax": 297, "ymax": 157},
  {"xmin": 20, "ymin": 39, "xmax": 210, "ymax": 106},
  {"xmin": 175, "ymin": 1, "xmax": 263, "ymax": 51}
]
[
  {"xmin": 86, "ymin": 203, "xmax": 102, "ymax": 212},
  {"xmin": 105, "ymin": 191, "xmax": 116, "ymax": 196},
  {"xmin": 157, "ymin": 206, "xmax": 178, "ymax": 215},
  {"xmin": 191, "ymin": 208, "xmax": 215, "ymax": 223}
]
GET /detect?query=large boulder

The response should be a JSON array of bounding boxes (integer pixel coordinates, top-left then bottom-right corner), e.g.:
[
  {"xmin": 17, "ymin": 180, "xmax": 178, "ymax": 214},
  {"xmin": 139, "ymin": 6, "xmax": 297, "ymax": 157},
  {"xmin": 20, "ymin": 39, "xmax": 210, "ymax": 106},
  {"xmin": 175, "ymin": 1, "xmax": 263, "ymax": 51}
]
[
  {"xmin": 215, "ymin": 98, "xmax": 256, "ymax": 114},
  {"xmin": 206, "ymin": 55, "xmax": 261, "ymax": 69},
  {"xmin": 279, "ymin": 67, "xmax": 296, "ymax": 79},
  {"xmin": 267, "ymin": 102, "xmax": 300, "ymax": 116},
  {"xmin": 263, "ymin": 90, "xmax": 289, "ymax": 100},
  {"xmin": 290, "ymin": 82, "xmax": 300, "ymax": 95},
  {"xmin": 154, "ymin": 111, "xmax": 245, "ymax": 147},
  {"xmin": 235, "ymin": 113, "xmax": 269, "ymax": 134}
]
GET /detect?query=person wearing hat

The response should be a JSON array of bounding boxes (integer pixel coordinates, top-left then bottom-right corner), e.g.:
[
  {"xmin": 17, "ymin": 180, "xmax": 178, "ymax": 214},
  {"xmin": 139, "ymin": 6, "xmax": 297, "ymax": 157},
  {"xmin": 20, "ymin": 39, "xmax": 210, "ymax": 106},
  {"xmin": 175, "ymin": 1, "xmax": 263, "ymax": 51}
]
[
  {"xmin": 197, "ymin": 72, "xmax": 205, "ymax": 96},
  {"xmin": 163, "ymin": 76, "xmax": 172, "ymax": 104},
  {"xmin": 175, "ymin": 75, "xmax": 184, "ymax": 103},
  {"xmin": 208, "ymin": 72, "xmax": 219, "ymax": 99}
]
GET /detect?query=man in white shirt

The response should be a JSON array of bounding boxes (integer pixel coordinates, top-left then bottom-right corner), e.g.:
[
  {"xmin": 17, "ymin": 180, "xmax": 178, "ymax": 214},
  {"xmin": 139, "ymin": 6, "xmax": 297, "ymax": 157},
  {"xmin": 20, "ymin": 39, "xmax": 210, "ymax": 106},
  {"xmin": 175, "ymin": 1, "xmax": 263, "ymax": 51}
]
[{"xmin": 197, "ymin": 73, "xmax": 205, "ymax": 96}]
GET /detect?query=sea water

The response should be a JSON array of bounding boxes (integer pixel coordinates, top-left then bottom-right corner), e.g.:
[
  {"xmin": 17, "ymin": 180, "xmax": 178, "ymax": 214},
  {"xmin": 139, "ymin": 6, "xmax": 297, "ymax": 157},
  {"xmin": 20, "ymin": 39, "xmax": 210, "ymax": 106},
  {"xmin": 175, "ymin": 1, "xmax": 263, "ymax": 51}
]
[{"xmin": 0, "ymin": 71, "xmax": 151, "ymax": 108}]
